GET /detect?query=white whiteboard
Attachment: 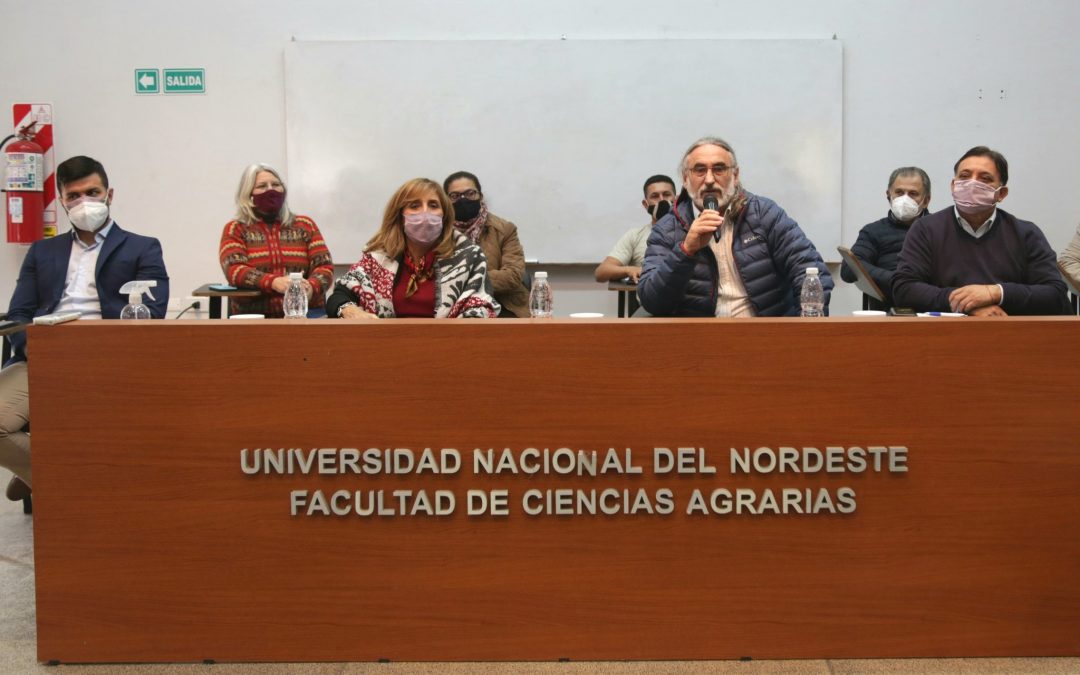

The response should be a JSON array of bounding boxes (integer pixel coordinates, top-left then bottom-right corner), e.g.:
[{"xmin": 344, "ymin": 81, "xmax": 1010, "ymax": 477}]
[{"xmin": 285, "ymin": 39, "xmax": 842, "ymax": 264}]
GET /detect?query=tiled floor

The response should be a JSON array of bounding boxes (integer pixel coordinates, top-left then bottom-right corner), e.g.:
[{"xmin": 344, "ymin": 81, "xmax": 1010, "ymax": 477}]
[{"xmin": 1, "ymin": 470, "xmax": 1077, "ymax": 674}]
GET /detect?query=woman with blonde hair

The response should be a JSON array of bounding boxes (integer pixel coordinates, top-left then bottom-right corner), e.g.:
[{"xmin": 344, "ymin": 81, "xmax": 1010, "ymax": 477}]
[
  {"xmin": 326, "ymin": 178, "xmax": 498, "ymax": 319},
  {"xmin": 218, "ymin": 163, "xmax": 334, "ymax": 317}
]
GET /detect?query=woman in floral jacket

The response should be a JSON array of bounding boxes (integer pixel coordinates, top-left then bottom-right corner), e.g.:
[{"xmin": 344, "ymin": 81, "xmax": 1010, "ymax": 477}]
[{"xmin": 326, "ymin": 178, "xmax": 499, "ymax": 319}]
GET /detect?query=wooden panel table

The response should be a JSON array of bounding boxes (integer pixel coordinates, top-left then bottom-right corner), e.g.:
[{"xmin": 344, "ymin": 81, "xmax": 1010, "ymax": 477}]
[{"xmin": 27, "ymin": 317, "xmax": 1080, "ymax": 663}]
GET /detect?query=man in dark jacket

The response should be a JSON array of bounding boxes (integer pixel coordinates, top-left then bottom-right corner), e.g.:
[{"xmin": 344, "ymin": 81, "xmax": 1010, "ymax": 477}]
[
  {"xmin": 892, "ymin": 146, "xmax": 1069, "ymax": 316},
  {"xmin": 638, "ymin": 136, "xmax": 832, "ymax": 317},
  {"xmin": 840, "ymin": 166, "xmax": 931, "ymax": 306}
]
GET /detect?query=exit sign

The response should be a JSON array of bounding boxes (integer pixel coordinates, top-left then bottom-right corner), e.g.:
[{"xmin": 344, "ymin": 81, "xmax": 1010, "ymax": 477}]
[
  {"xmin": 135, "ymin": 69, "xmax": 159, "ymax": 94},
  {"xmin": 163, "ymin": 69, "xmax": 206, "ymax": 94}
]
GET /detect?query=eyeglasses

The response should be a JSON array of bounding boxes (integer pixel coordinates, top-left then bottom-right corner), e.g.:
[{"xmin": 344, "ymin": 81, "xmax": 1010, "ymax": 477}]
[
  {"xmin": 448, "ymin": 189, "xmax": 479, "ymax": 201},
  {"xmin": 689, "ymin": 164, "xmax": 735, "ymax": 179}
]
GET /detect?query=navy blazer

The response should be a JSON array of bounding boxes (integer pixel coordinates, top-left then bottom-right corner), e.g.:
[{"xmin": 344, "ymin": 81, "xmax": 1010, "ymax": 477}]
[{"xmin": 4, "ymin": 223, "xmax": 170, "ymax": 365}]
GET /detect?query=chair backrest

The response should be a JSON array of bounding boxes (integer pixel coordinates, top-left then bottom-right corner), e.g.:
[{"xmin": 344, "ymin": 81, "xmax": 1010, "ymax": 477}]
[
  {"xmin": 0, "ymin": 313, "xmax": 28, "ymax": 365},
  {"xmin": 1, "ymin": 313, "xmax": 8, "ymax": 365},
  {"xmin": 1056, "ymin": 260, "xmax": 1080, "ymax": 315},
  {"xmin": 837, "ymin": 245, "xmax": 888, "ymax": 304}
]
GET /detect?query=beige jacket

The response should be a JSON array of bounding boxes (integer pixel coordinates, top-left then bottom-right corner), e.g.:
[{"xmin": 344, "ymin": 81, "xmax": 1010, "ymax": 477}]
[
  {"xmin": 478, "ymin": 213, "xmax": 529, "ymax": 317},
  {"xmin": 1059, "ymin": 222, "xmax": 1080, "ymax": 288}
]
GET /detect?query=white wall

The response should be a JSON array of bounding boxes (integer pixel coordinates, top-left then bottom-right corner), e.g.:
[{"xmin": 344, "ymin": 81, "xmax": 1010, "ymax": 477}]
[{"xmin": 3, "ymin": 0, "xmax": 1078, "ymax": 318}]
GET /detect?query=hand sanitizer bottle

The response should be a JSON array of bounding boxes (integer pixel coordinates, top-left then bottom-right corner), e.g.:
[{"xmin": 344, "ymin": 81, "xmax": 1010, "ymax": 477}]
[{"xmin": 119, "ymin": 280, "xmax": 158, "ymax": 320}]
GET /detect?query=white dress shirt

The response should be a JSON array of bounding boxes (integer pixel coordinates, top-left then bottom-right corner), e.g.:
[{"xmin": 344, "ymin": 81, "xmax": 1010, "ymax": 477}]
[{"xmin": 54, "ymin": 221, "xmax": 115, "ymax": 319}]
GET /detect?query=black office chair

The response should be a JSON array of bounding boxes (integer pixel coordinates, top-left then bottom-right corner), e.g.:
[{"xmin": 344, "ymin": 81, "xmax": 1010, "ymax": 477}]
[{"xmin": 1, "ymin": 311, "xmax": 11, "ymax": 365}]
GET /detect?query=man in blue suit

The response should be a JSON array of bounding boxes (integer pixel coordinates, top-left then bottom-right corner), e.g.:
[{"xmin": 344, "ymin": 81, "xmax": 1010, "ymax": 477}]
[{"xmin": 0, "ymin": 155, "xmax": 169, "ymax": 502}]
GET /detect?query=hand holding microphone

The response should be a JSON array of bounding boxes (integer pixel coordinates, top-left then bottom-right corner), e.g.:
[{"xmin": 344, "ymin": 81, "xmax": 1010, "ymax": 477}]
[
  {"xmin": 703, "ymin": 194, "xmax": 723, "ymax": 243},
  {"xmin": 683, "ymin": 193, "xmax": 725, "ymax": 255}
]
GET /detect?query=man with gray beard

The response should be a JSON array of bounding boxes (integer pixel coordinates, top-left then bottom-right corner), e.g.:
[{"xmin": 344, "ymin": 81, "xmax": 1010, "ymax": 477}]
[{"xmin": 638, "ymin": 136, "xmax": 831, "ymax": 316}]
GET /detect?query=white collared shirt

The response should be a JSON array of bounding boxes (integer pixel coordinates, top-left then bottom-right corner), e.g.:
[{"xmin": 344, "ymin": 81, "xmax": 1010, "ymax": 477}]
[
  {"xmin": 954, "ymin": 206, "xmax": 997, "ymax": 239},
  {"xmin": 54, "ymin": 221, "xmax": 115, "ymax": 319}
]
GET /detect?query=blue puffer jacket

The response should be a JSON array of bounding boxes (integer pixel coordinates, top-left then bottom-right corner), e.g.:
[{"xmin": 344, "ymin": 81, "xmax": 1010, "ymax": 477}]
[{"xmin": 638, "ymin": 190, "xmax": 833, "ymax": 316}]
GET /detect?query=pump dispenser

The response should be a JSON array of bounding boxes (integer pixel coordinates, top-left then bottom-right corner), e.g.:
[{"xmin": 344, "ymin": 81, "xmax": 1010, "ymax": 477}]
[{"xmin": 119, "ymin": 280, "xmax": 158, "ymax": 320}]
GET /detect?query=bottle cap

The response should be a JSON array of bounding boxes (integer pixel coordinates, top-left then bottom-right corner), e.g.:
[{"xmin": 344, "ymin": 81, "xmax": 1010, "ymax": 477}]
[
  {"xmin": 806, "ymin": 266, "xmax": 819, "ymax": 275},
  {"xmin": 289, "ymin": 272, "xmax": 303, "ymax": 280},
  {"xmin": 535, "ymin": 271, "xmax": 548, "ymax": 279}
]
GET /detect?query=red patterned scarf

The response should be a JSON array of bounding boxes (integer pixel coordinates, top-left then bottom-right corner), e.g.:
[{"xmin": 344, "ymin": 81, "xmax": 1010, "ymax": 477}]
[{"xmin": 403, "ymin": 249, "xmax": 437, "ymax": 298}]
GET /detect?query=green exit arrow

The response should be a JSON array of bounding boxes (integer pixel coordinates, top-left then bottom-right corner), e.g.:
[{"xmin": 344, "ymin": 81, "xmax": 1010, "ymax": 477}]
[{"xmin": 135, "ymin": 68, "xmax": 160, "ymax": 94}]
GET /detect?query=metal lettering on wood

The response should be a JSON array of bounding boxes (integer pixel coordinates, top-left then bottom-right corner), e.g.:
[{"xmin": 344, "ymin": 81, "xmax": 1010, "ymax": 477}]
[{"xmin": 28, "ymin": 319, "xmax": 1080, "ymax": 663}]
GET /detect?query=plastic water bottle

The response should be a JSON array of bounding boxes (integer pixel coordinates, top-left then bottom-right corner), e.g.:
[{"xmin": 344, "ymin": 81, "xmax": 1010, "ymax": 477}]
[
  {"xmin": 800, "ymin": 266, "xmax": 824, "ymax": 317},
  {"xmin": 283, "ymin": 272, "xmax": 308, "ymax": 319},
  {"xmin": 529, "ymin": 271, "xmax": 553, "ymax": 318}
]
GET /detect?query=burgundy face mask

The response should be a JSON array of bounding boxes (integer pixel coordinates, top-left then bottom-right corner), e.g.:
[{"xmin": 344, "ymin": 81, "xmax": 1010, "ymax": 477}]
[{"xmin": 253, "ymin": 189, "xmax": 285, "ymax": 215}]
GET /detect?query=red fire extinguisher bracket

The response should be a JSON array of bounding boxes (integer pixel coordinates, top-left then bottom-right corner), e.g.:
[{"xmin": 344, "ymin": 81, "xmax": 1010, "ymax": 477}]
[
  {"xmin": 4, "ymin": 130, "xmax": 45, "ymax": 244},
  {"xmin": 5, "ymin": 103, "xmax": 55, "ymax": 244}
]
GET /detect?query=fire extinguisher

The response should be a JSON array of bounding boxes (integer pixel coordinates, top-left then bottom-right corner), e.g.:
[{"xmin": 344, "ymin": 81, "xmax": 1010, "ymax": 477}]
[{"xmin": 3, "ymin": 122, "xmax": 45, "ymax": 244}]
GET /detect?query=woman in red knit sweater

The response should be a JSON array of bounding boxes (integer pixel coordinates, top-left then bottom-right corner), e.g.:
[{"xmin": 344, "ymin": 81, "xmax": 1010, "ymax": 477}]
[{"xmin": 218, "ymin": 164, "xmax": 334, "ymax": 317}]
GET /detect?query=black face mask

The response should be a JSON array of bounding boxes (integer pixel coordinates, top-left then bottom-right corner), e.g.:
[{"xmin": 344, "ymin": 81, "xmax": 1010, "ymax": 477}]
[
  {"xmin": 453, "ymin": 198, "xmax": 482, "ymax": 222},
  {"xmin": 649, "ymin": 200, "xmax": 672, "ymax": 221}
]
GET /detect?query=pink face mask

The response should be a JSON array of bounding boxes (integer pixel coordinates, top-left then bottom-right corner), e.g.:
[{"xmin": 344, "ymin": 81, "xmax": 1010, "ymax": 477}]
[
  {"xmin": 952, "ymin": 179, "xmax": 1001, "ymax": 214},
  {"xmin": 402, "ymin": 211, "xmax": 444, "ymax": 246}
]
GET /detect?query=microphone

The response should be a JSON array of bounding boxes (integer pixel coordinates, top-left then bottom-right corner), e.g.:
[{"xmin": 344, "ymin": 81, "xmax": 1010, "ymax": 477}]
[{"xmin": 703, "ymin": 193, "xmax": 721, "ymax": 242}]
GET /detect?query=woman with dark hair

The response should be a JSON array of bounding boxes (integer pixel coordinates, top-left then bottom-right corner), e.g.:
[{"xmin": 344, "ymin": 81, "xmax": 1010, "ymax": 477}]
[
  {"xmin": 219, "ymin": 163, "xmax": 334, "ymax": 317},
  {"xmin": 326, "ymin": 178, "xmax": 498, "ymax": 319},
  {"xmin": 443, "ymin": 171, "xmax": 529, "ymax": 317}
]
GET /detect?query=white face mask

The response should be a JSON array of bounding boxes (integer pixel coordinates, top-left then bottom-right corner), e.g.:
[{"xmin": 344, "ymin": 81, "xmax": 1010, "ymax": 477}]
[
  {"xmin": 67, "ymin": 198, "xmax": 110, "ymax": 232},
  {"xmin": 890, "ymin": 194, "xmax": 921, "ymax": 223}
]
